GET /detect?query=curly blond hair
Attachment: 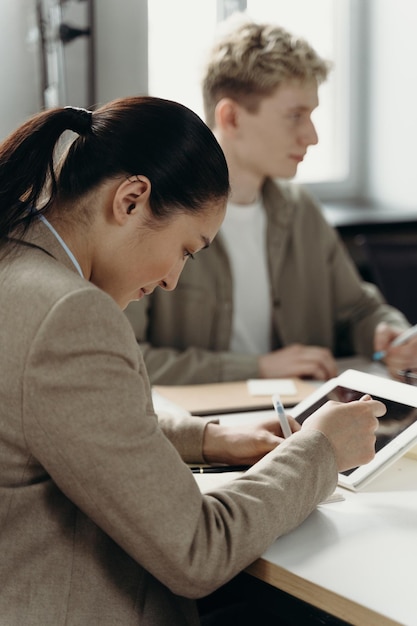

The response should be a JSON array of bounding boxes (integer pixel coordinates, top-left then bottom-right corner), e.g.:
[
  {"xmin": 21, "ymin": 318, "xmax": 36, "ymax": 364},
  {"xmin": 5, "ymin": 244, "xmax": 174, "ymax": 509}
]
[{"xmin": 202, "ymin": 16, "xmax": 331, "ymax": 128}]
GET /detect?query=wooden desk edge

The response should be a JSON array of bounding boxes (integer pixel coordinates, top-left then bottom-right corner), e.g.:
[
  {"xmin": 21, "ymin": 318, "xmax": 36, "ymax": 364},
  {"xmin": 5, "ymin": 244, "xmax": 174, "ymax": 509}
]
[{"xmin": 245, "ymin": 558, "xmax": 402, "ymax": 626}]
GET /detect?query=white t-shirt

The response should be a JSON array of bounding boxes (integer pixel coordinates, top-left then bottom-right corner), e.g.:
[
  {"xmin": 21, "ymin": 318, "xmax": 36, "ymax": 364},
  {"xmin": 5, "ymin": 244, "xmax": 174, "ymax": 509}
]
[{"xmin": 221, "ymin": 197, "xmax": 270, "ymax": 355}]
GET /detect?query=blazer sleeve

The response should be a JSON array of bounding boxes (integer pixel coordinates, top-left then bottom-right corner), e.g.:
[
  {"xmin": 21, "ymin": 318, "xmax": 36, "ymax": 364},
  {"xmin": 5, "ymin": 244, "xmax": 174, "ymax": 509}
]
[
  {"xmin": 273, "ymin": 184, "xmax": 410, "ymax": 358},
  {"xmin": 307, "ymin": 198, "xmax": 410, "ymax": 356},
  {"xmin": 23, "ymin": 287, "xmax": 337, "ymax": 599},
  {"xmin": 156, "ymin": 410, "xmax": 218, "ymax": 464},
  {"xmin": 125, "ymin": 298, "xmax": 260, "ymax": 384}
]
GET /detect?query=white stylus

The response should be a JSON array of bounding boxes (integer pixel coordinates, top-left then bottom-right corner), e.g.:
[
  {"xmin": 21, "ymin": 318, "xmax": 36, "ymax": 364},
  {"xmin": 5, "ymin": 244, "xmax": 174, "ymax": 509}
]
[{"xmin": 272, "ymin": 393, "xmax": 292, "ymax": 439}]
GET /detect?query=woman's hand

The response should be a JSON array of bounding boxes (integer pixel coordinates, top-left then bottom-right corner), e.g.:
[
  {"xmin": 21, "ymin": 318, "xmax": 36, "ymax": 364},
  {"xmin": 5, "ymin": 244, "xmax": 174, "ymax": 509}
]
[
  {"xmin": 202, "ymin": 394, "xmax": 386, "ymax": 472},
  {"xmin": 202, "ymin": 417, "xmax": 300, "ymax": 466},
  {"xmin": 302, "ymin": 394, "xmax": 386, "ymax": 472}
]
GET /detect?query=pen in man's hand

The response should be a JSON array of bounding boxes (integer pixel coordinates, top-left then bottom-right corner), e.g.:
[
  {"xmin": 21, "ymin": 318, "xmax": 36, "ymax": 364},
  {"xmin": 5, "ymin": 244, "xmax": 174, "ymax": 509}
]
[
  {"xmin": 373, "ymin": 323, "xmax": 417, "ymax": 361},
  {"xmin": 191, "ymin": 465, "xmax": 250, "ymax": 474},
  {"xmin": 272, "ymin": 393, "xmax": 292, "ymax": 438}
]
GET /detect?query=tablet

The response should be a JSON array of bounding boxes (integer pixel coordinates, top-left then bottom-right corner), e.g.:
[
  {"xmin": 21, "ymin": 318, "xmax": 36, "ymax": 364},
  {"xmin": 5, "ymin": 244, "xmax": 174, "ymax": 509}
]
[{"xmin": 289, "ymin": 369, "xmax": 417, "ymax": 490}]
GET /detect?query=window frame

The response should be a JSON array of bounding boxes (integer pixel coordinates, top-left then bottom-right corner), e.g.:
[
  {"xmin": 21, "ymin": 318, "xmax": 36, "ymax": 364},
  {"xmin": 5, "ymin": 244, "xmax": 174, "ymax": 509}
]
[
  {"xmin": 304, "ymin": 0, "xmax": 367, "ymax": 202},
  {"xmin": 148, "ymin": 0, "xmax": 367, "ymax": 202}
]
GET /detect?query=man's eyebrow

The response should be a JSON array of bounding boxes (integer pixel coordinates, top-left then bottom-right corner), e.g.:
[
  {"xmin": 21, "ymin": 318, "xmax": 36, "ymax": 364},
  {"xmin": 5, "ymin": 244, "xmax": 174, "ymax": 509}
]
[{"xmin": 289, "ymin": 104, "xmax": 316, "ymax": 113}]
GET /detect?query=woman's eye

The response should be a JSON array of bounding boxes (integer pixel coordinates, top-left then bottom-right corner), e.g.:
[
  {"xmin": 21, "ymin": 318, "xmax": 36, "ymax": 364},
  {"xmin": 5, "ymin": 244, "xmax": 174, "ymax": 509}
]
[{"xmin": 184, "ymin": 250, "xmax": 195, "ymax": 260}]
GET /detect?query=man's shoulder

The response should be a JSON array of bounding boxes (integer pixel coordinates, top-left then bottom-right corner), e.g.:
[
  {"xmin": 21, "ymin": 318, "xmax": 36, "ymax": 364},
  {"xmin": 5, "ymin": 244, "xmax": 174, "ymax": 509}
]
[
  {"xmin": 262, "ymin": 178, "xmax": 326, "ymax": 224},
  {"xmin": 263, "ymin": 177, "xmax": 316, "ymax": 204}
]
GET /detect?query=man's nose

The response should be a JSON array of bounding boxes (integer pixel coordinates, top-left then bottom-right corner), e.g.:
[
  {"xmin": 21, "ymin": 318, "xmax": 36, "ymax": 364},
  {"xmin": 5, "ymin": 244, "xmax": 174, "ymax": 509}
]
[{"xmin": 300, "ymin": 119, "xmax": 318, "ymax": 147}]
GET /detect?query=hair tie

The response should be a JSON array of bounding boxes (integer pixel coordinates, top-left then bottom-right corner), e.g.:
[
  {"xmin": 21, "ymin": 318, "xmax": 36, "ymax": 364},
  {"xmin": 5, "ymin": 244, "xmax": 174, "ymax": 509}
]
[{"xmin": 64, "ymin": 105, "xmax": 93, "ymax": 136}]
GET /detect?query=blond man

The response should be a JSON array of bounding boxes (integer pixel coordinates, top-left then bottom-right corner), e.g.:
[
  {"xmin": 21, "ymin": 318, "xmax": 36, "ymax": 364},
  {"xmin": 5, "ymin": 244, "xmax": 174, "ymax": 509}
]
[{"xmin": 126, "ymin": 17, "xmax": 414, "ymax": 383}]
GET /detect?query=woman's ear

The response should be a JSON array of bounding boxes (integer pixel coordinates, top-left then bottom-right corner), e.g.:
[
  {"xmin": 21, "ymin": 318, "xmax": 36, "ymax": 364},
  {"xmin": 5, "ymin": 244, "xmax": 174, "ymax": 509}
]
[{"xmin": 112, "ymin": 176, "xmax": 152, "ymax": 225}]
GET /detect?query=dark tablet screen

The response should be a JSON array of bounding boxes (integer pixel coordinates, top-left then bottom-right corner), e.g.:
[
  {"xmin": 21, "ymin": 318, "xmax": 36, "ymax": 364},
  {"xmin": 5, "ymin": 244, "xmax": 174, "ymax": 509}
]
[{"xmin": 294, "ymin": 385, "xmax": 417, "ymax": 476}]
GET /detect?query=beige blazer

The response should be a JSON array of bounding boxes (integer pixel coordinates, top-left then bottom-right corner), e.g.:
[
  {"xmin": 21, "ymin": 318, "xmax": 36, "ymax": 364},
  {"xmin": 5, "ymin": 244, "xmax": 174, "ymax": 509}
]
[{"xmin": 0, "ymin": 221, "xmax": 337, "ymax": 625}]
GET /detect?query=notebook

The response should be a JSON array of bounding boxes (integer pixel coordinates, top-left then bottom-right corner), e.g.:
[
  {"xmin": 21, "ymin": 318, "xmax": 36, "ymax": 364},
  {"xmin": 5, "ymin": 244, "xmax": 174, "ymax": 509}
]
[{"xmin": 152, "ymin": 378, "xmax": 317, "ymax": 416}]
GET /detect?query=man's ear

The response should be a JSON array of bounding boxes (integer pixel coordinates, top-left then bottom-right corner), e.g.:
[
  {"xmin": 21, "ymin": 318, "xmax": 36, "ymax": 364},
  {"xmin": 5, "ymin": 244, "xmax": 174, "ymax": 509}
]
[
  {"xmin": 215, "ymin": 98, "xmax": 240, "ymax": 135},
  {"xmin": 112, "ymin": 176, "xmax": 152, "ymax": 225}
]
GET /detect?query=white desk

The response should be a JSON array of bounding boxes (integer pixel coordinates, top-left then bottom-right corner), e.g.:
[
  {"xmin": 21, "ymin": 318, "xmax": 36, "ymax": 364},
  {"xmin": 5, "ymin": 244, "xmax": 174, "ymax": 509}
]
[
  {"xmin": 197, "ymin": 357, "xmax": 417, "ymax": 626},
  {"xmin": 197, "ymin": 451, "xmax": 417, "ymax": 626},
  {"xmin": 187, "ymin": 357, "xmax": 417, "ymax": 624},
  {"xmin": 247, "ymin": 455, "xmax": 417, "ymax": 626}
]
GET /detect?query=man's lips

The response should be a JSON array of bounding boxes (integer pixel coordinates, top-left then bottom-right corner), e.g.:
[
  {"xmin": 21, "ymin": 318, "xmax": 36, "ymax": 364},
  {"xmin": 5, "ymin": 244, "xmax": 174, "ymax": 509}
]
[{"xmin": 289, "ymin": 154, "xmax": 305, "ymax": 163}]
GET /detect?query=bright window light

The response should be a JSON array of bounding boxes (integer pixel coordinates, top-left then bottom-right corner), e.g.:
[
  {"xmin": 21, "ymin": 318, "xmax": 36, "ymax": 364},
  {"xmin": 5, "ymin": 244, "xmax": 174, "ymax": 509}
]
[{"xmin": 148, "ymin": 0, "xmax": 351, "ymax": 185}]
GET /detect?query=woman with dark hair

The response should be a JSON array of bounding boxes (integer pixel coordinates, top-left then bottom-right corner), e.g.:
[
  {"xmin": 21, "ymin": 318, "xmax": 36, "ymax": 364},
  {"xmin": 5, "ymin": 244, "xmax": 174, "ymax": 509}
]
[{"xmin": 0, "ymin": 96, "xmax": 384, "ymax": 625}]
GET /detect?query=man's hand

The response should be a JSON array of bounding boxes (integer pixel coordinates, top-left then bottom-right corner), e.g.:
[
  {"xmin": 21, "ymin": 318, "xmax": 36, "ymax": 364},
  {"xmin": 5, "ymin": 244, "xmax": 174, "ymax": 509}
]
[
  {"xmin": 374, "ymin": 322, "xmax": 417, "ymax": 379},
  {"xmin": 258, "ymin": 344, "xmax": 338, "ymax": 381},
  {"xmin": 202, "ymin": 417, "xmax": 300, "ymax": 466}
]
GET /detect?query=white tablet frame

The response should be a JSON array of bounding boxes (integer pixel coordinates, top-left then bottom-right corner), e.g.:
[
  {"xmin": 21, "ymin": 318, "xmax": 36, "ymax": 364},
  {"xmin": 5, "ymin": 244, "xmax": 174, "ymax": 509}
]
[{"xmin": 289, "ymin": 369, "xmax": 417, "ymax": 490}]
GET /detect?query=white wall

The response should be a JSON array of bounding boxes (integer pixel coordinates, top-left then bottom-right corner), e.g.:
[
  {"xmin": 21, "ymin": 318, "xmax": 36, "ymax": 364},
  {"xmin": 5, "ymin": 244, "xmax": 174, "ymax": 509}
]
[
  {"xmin": 0, "ymin": 0, "xmax": 148, "ymax": 141},
  {"xmin": 94, "ymin": 0, "xmax": 148, "ymax": 104},
  {"xmin": 0, "ymin": 0, "xmax": 41, "ymax": 140},
  {"xmin": 366, "ymin": 0, "xmax": 417, "ymax": 208}
]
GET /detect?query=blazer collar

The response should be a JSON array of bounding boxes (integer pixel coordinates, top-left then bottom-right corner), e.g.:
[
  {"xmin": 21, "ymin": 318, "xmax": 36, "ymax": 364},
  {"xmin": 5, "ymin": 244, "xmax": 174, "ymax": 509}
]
[{"xmin": 20, "ymin": 218, "xmax": 81, "ymax": 275}]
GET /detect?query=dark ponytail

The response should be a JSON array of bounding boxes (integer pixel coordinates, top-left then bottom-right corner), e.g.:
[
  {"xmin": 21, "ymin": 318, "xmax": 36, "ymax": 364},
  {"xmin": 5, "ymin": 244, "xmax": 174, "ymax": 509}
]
[
  {"xmin": 0, "ymin": 106, "xmax": 92, "ymax": 239},
  {"xmin": 0, "ymin": 96, "xmax": 229, "ymax": 241}
]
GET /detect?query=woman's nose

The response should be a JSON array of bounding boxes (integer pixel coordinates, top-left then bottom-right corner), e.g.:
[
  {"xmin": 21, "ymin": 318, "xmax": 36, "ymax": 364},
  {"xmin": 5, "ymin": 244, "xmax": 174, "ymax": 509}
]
[{"xmin": 159, "ymin": 261, "xmax": 183, "ymax": 291}]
